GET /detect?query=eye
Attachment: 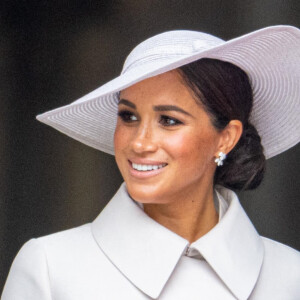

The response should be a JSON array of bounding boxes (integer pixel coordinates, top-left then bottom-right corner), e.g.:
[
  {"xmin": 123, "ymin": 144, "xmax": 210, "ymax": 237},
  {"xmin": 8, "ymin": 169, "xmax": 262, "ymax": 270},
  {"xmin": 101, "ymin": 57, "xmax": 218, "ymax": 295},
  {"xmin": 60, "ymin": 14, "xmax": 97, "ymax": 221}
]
[
  {"xmin": 159, "ymin": 115, "xmax": 183, "ymax": 126},
  {"xmin": 118, "ymin": 110, "xmax": 138, "ymax": 123}
]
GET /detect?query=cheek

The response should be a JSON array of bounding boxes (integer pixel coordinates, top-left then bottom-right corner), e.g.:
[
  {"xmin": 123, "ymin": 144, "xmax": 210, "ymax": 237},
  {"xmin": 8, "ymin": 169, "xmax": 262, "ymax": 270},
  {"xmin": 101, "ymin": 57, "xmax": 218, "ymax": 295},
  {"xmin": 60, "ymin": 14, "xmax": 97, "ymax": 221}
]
[
  {"xmin": 114, "ymin": 123, "xmax": 128, "ymax": 151},
  {"xmin": 164, "ymin": 135, "xmax": 192, "ymax": 158},
  {"xmin": 114, "ymin": 124, "xmax": 129, "ymax": 169},
  {"xmin": 163, "ymin": 131, "xmax": 216, "ymax": 161}
]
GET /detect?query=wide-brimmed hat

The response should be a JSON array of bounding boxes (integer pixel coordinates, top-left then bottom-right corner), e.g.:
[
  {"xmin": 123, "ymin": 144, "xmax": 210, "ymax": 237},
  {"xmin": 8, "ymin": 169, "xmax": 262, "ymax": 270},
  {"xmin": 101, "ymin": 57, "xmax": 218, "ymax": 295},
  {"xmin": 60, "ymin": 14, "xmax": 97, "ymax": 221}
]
[{"xmin": 37, "ymin": 25, "xmax": 300, "ymax": 159}]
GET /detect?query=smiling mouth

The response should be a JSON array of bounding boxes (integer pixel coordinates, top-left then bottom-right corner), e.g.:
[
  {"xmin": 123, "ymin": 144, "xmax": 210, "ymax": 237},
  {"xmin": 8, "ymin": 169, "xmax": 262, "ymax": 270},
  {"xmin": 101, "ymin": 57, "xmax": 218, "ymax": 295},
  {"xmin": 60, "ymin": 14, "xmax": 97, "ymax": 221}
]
[{"xmin": 130, "ymin": 162, "xmax": 168, "ymax": 172}]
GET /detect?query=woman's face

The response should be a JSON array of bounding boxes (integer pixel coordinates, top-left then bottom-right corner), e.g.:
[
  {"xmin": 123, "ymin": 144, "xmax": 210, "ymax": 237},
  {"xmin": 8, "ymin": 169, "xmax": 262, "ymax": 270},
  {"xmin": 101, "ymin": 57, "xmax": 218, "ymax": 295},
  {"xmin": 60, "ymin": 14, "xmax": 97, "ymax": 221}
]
[{"xmin": 114, "ymin": 70, "xmax": 224, "ymax": 204}]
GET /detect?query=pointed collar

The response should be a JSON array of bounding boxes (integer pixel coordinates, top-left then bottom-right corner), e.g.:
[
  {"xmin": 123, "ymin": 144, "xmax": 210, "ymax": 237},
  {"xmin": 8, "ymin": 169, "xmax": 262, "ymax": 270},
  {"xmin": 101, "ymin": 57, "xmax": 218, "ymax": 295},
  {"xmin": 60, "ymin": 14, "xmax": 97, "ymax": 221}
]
[
  {"xmin": 91, "ymin": 183, "xmax": 188, "ymax": 299},
  {"xmin": 190, "ymin": 186, "xmax": 264, "ymax": 300},
  {"xmin": 91, "ymin": 183, "xmax": 264, "ymax": 299}
]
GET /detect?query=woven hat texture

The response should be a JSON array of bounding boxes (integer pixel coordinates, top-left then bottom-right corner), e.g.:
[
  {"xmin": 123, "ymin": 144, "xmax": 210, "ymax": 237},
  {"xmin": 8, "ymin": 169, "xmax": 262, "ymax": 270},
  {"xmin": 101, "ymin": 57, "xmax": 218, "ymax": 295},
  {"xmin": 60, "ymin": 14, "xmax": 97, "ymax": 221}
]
[{"xmin": 37, "ymin": 25, "xmax": 300, "ymax": 159}]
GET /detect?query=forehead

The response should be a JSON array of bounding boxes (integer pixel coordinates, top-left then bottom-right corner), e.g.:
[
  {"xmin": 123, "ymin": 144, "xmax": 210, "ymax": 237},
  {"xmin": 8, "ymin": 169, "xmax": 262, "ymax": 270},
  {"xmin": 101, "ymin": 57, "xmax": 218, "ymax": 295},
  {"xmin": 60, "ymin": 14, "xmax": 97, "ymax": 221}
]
[{"xmin": 119, "ymin": 70, "xmax": 198, "ymax": 107}]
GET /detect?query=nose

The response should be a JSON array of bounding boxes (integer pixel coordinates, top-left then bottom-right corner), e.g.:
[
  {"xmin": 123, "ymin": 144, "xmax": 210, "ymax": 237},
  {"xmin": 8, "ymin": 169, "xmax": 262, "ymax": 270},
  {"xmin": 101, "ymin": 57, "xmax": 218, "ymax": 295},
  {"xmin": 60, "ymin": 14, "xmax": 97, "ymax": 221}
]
[{"xmin": 131, "ymin": 122, "xmax": 158, "ymax": 154}]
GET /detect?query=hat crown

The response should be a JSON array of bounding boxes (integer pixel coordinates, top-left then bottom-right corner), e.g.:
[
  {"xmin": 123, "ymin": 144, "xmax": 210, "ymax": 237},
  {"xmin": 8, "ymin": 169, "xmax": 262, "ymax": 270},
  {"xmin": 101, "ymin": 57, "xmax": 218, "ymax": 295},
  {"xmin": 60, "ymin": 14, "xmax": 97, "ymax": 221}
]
[{"xmin": 122, "ymin": 30, "xmax": 224, "ymax": 74}]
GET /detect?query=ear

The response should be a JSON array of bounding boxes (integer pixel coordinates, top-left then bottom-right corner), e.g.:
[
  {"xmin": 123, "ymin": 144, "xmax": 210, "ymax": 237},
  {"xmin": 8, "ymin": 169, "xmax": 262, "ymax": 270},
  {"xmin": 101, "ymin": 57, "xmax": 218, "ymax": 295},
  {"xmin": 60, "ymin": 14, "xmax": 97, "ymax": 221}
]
[{"xmin": 215, "ymin": 120, "xmax": 243, "ymax": 156}]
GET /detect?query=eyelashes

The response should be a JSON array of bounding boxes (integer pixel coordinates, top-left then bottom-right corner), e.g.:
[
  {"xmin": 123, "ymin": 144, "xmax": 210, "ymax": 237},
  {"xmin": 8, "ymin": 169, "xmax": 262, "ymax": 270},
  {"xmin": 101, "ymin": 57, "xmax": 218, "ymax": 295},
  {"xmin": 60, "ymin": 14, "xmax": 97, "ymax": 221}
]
[
  {"xmin": 117, "ymin": 110, "xmax": 183, "ymax": 127},
  {"xmin": 159, "ymin": 115, "xmax": 183, "ymax": 126},
  {"xmin": 118, "ymin": 110, "xmax": 138, "ymax": 122}
]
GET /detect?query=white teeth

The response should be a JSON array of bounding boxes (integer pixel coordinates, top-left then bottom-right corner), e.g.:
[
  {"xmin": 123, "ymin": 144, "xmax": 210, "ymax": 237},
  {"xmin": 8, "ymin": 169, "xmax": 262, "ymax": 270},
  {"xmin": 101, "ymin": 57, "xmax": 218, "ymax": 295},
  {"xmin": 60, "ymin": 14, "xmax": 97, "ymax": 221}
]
[{"xmin": 132, "ymin": 163, "xmax": 167, "ymax": 171}]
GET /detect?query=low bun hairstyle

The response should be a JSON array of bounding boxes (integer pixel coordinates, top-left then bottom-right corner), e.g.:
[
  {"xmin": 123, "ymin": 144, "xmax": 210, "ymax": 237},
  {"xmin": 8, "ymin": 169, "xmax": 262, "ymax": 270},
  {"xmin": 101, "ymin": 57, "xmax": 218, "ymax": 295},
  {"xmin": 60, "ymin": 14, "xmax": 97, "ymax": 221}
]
[{"xmin": 178, "ymin": 58, "xmax": 266, "ymax": 190}]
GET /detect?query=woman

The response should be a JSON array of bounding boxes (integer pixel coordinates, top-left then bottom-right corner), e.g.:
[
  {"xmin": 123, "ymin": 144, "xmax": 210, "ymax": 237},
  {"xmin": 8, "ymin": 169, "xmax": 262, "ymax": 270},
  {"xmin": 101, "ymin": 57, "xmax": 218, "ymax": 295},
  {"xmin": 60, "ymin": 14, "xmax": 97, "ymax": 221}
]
[{"xmin": 2, "ymin": 25, "xmax": 300, "ymax": 299}]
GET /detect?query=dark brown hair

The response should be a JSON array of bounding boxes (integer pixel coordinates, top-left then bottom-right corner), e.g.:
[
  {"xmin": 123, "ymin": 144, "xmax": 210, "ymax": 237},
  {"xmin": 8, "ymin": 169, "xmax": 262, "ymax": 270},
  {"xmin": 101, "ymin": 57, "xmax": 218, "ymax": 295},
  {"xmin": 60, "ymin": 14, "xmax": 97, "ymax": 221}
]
[{"xmin": 178, "ymin": 58, "xmax": 265, "ymax": 190}]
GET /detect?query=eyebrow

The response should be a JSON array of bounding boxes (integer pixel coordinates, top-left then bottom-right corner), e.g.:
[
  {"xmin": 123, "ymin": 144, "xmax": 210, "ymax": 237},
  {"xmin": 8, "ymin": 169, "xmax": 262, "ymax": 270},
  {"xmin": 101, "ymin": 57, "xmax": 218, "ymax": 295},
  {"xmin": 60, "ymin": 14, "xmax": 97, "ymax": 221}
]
[
  {"xmin": 153, "ymin": 105, "xmax": 192, "ymax": 117},
  {"xmin": 118, "ymin": 99, "xmax": 192, "ymax": 117},
  {"xmin": 118, "ymin": 99, "xmax": 136, "ymax": 109}
]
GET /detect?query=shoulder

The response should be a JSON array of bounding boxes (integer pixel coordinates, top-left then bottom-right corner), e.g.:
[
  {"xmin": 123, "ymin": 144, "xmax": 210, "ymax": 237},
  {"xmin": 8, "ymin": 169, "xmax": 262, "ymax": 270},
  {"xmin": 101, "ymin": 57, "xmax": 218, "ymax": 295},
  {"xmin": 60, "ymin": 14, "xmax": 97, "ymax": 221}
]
[
  {"xmin": 15, "ymin": 224, "xmax": 96, "ymax": 262},
  {"xmin": 252, "ymin": 237, "xmax": 300, "ymax": 299},
  {"xmin": 37, "ymin": 223, "xmax": 105, "ymax": 266},
  {"xmin": 24, "ymin": 223, "xmax": 104, "ymax": 271},
  {"xmin": 262, "ymin": 236, "xmax": 300, "ymax": 257},
  {"xmin": 2, "ymin": 224, "xmax": 97, "ymax": 299},
  {"xmin": 261, "ymin": 236, "xmax": 300, "ymax": 273},
  {"xmin": 261, "ymin": 236, "xmax": 300, "ymax": 268},
  {"xmin": 5, "ymin": 223, "xmax": 92, "ymax": 266},
  {"xmin": 37, "ymin": 223, "xmax": 94, "ymax": 252}
]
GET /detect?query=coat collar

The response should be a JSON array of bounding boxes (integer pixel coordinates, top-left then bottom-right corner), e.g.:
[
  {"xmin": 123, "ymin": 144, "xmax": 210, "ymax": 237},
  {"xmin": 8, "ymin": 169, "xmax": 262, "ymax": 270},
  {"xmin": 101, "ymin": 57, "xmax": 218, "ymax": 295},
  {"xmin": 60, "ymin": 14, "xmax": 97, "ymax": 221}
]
[{"xmin": 91, "ymin": 183, "xmax": 264, "ymax": 300}]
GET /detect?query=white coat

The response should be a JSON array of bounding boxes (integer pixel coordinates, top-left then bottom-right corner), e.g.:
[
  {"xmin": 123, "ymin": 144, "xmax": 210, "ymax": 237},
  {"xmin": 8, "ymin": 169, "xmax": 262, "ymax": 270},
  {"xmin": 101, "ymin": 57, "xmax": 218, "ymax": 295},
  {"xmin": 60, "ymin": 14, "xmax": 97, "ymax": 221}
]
[{"xmin": 2, "ymin": 183, "xmax": 300, "ymax": 299}]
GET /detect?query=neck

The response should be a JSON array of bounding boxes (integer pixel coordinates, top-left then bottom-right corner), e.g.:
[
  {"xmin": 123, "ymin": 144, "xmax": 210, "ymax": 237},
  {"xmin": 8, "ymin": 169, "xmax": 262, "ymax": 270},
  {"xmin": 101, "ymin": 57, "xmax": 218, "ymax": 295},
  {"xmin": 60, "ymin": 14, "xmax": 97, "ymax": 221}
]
[{"xmin": 143, "ymin": 183, "xmax": 218, "ymax": 243}]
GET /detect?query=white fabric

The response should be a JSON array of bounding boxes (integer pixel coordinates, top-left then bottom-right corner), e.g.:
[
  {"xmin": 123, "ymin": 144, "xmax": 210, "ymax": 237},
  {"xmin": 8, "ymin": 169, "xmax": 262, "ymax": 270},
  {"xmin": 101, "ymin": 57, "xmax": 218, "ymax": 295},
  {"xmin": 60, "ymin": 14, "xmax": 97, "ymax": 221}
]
[
  {"xmin": 2, "ymin": 183, "xmax": 300, "ymax": 299},
  {"xmin": 36, "ymin": 25, "xmax": 300, "ymax": 159}
]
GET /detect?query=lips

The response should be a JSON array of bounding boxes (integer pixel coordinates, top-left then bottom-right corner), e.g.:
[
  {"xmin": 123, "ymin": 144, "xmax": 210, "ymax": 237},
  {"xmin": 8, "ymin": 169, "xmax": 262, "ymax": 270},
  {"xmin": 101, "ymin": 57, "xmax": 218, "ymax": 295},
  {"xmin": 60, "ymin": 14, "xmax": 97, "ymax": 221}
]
[
  {"xmin": 128, "ymin": 160, "xmax": 168, "ymax": 178},
  {"xmin": 131, "ymin": 162, "xmax": 167, "ymax": 171}
]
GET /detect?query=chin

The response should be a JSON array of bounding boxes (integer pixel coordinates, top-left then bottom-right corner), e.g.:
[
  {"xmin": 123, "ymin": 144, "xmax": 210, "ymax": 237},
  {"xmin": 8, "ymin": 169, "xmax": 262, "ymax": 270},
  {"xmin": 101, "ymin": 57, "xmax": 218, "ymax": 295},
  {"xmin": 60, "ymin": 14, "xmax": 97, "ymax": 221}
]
[{"xmin": 125, "ymin": 182, "xmax": 167, "ymax": 204}]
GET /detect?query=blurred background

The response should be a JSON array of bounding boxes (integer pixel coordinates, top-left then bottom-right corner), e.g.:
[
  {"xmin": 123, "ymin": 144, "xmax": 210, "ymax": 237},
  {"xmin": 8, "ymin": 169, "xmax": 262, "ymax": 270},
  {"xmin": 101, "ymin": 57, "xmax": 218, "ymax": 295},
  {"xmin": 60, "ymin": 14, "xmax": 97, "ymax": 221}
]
[{"xmin": 0, "ymin": 0, "xmax": 299, "ymax": 293}]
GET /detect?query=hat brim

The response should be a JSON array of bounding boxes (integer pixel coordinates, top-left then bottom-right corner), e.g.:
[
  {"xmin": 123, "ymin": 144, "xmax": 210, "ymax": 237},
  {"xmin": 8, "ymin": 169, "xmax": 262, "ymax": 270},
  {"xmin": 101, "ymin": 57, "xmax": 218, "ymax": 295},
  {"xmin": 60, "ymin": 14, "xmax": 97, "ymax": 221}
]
[{"xmin": 37, "ymin": 25, "xmax": 300, "ymax": 159}]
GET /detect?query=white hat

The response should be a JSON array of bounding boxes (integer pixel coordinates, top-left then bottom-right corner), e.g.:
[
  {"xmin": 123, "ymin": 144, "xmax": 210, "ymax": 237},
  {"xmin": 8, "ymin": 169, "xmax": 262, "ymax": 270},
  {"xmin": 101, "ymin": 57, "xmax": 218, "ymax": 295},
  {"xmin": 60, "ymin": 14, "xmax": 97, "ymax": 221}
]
[{"xmin": 37, "ymin": 25, "xmax": 300, "ymax": 159}]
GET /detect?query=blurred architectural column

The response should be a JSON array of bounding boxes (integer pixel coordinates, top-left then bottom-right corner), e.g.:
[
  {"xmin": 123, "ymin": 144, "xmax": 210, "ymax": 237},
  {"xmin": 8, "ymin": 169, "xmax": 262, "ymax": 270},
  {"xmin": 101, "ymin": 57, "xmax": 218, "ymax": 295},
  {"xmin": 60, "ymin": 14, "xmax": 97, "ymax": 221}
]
[{"xmin": 0, "ymin": 22, "xmax": 13, "ymax": 285}]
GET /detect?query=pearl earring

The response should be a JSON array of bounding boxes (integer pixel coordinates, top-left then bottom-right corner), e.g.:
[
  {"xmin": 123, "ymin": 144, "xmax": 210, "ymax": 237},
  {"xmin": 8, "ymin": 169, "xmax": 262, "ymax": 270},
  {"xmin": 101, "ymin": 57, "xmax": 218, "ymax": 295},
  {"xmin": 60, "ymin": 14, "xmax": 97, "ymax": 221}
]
[{"xmin": 215, "ymin": 152, "xmax": 226, "ymax": 166}]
